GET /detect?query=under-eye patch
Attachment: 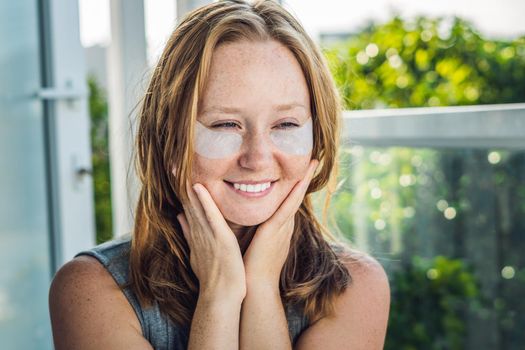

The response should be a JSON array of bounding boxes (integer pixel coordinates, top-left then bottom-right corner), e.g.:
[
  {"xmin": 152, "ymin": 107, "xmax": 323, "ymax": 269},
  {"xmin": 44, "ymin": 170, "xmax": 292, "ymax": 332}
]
[
  {"xmin": 270, "ymin": 118, "xmax": 313, "ymax": 155},
  {"xmin": 194, "ymin": 121, "xmax": 243, "ymax": 159},
  {"xmin": 194, "ymin": 118, "xmax": 313, "ymax": 159}
]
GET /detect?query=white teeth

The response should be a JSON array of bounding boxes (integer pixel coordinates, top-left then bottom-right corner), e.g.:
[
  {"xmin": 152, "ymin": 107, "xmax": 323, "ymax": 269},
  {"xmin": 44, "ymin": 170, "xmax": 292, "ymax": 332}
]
[{"xmin": 233, "ymin": 182, "xmax": 271, "ymax": 193}]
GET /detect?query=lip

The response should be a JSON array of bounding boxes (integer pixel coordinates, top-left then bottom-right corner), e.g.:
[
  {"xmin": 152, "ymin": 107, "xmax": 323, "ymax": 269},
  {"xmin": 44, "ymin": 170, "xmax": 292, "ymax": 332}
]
[
  {"xmin": 225, "ymin": 179, "xmax": 276, "ymax": 185},
  {"xmin": 224, "ymin": 180, "xmax": 276, "ymax": 198}
]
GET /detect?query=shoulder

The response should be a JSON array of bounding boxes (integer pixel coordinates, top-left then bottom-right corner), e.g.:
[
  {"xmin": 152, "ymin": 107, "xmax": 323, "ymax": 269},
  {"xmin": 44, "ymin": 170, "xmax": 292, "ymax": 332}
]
[
  {"xmin": 330, "ymin": 243, "xmax": 390, "ymax": 300},
  {"xmin": 296, "ymin": 250, "xmax": 390, "ymax": 350},
  {"xmin": 49, "ymin": 256, "xmax": 153, "ymax": 350},
  {"xmin": 343, "ymin": 250, "xmax": 390, "ymax": 295},
  {"xmin": 333, "ymin": 243, "xmax": 389, "ymax": 291}
]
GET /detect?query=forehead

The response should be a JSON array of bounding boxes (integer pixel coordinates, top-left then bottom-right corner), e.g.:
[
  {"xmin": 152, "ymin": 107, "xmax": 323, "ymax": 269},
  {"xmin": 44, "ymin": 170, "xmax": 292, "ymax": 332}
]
[{"xmin": 199, "ymin": 40, "xmax": 311, "ymax": 117}]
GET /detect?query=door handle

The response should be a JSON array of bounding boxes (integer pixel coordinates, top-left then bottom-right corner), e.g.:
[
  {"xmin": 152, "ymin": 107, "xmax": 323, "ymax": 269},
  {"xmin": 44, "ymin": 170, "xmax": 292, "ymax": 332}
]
[{"xmin": 36, "ymin": 87, "xmax": 87, "ymax": 100}]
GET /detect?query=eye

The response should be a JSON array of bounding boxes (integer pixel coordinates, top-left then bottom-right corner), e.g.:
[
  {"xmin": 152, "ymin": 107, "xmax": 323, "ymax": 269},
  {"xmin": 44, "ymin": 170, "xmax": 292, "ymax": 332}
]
[
  {"xmin": 212, "ymin": 121, "xmax": 240, "ymax": 129},
  {"xmin": 275, "ymin": 122, "xmax": 300, "ymax": 129}
]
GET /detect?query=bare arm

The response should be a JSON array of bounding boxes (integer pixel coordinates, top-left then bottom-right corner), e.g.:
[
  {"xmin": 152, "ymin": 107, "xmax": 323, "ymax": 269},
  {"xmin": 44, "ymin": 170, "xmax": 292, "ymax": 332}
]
[
  {"xmin": 50, "ymin": 178, "xmax": 249, "ymax": 349},
  {"xmin": 189, "ymin": 291, "xmax": 243, "ymax": 349},
  {"xmin": 239, "ymin": 160, "xmax": 318, "ymax": 350},
  {"xmin": 177, "ymin": 181, "xmax": 248, "ymax": 349},
  {"xmin": 50, "ymin": 255, "xmax": 244, "ymax": 350},
  {"xmin": 295, "ymin": 256, "xmax": 391, "ymax": 350},
  {"xmin": 239, "ymin": 284, "xmax": 291, "ymax": 350},
  {"xmin": 49, "ymin": 256, "xmax": 154, "ymax": 350}
]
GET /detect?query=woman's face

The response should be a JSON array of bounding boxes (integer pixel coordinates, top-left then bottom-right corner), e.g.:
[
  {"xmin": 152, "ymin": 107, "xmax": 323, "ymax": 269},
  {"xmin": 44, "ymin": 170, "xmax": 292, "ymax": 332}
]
[{"xmin": 190, "ymin": 39, "xmax": 312, "ymax": 233}]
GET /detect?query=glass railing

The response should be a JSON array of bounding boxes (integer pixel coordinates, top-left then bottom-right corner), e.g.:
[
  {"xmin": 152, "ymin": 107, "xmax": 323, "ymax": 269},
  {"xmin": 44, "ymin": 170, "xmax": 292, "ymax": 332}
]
[{"xmin": 316, "ymin": 103, "xmax": 525, "ymax": 349}]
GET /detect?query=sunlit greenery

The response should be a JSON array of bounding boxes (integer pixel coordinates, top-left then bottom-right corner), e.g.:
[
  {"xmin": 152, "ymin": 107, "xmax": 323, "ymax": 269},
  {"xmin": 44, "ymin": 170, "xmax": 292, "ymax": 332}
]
[
  {"xmin": 324, "ymin": 16, "xmax": 525, "ymax": 109},
  {"xmin": 319, "ymin": 16, "xmax": 525, "ymax": 349},
  {"xmin": 88, "ymin": 76, "xmax": 112, "ymax": 244},
  {"xmin": 87, "ymin": 14, "xmax": 525, "ymax": 350},
  {"xmin": 386, "ymin": 256, "xmax": 479, "ymax": 350}
]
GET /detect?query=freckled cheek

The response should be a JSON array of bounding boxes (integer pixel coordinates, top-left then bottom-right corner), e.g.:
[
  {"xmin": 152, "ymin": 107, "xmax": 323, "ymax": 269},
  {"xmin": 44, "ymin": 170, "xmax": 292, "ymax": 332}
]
[
  {"xmin": 191, "ymin": 155, "xmax": 231, "ymax": 185},
  {"xmin": 278, "ymin": 153, "xmax": 311, "ymax": 182}
]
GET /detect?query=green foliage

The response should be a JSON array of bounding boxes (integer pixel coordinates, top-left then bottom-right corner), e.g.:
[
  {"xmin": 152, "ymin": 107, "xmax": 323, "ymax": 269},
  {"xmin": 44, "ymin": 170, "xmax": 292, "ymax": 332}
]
[
  {"xmin": 88, "ymin": 76, "xmax": 113, "ymax": 244},
  {"xmin": 313, "ymin": 146, "xmax": 440, "ymax": 250},
  {"xmin": 320, "ymin": 16, "xmax": 525, "ymax": 348},
  {"xmin": 84, "ymin": 14, "xmax": 524, "ymax": 347},
  {"xmin": 386, "ymin": 256, "xmax": 479, "ymax": 350},
  {"xmin": 325, "ymin": 16, "xmax": 525, "ymax": 109}
]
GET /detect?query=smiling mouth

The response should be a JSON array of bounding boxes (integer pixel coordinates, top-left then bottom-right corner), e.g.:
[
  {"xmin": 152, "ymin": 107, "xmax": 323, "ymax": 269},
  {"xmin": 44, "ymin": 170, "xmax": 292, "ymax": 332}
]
[{"xmin": 223, "ymin": 180, "xmax": 277, "ymax": 197}]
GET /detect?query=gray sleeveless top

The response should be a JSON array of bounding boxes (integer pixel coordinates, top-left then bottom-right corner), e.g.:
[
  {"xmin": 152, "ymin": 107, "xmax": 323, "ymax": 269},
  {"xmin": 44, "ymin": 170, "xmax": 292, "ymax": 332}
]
[{"xmin": 76, "ymin": 234, "xmax": 310, "ymax": 349}]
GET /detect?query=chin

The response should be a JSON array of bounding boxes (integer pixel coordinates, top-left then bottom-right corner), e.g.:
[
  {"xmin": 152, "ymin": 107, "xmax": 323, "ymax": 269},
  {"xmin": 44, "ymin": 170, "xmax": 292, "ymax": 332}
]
[{"xmin": 225, "ymin": 210, "xmax": 273, "ymax": 227}]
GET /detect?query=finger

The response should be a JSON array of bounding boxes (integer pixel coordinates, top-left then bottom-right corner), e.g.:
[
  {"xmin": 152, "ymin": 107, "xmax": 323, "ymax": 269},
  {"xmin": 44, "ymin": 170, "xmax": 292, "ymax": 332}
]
[
  {"xmin": 181, "ymin": 182, "xmax": 216, "ymax": 247},
  {"xmin": 179, "ymin": 181, "xmax": 193, "ymax": 217},
  {"xmin": 176, "ymin": 213, "xmax": 195, "ymax": 270},
  {"xmin": 184, "ymin": 181, "xmax": 210, "ymax": 229},
  {"xmin": 192, "ymin": 183, "xmax": 231, "ymax": 234},
  {"xmin": 284, "ymin": 158, "xmax": 318, "ymax": 206},
  {"xmin": 299, "ymin": 159, "xmax": 318, "ymax": 192},
  {"xmin": 267, "ymin": 159, "xmax": 318, "ymax": 226},
  {"xmin": 176, "ymin": 213, "xmax": 191, "ymax": 243}
]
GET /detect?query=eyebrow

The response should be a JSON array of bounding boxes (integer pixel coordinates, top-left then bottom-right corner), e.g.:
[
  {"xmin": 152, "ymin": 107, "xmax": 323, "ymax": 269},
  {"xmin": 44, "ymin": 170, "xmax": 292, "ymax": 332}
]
[{"xmin": 201, "ymin": 103, "xmax": 307, "ymax": 115}]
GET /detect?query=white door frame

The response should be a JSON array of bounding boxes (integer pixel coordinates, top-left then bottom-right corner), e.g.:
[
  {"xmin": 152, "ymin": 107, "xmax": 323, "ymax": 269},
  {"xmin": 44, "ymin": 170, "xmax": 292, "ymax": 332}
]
[{"xmin": 42, "ymin": 0, "xmax": 95, "ymax": 270}]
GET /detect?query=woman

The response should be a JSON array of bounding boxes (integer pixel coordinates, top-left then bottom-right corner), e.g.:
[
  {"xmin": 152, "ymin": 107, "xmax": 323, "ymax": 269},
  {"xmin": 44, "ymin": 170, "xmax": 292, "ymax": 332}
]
[{"xmin": 49, "ymin": 1, "xmax": 390, "ymax": 349}]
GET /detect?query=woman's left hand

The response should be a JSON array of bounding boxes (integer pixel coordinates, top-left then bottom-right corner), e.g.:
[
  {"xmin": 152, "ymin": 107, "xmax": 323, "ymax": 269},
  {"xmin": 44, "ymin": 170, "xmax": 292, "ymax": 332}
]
[{"xmin": 242, "ymin": 159, "xmax": 319, "ymax": 291}]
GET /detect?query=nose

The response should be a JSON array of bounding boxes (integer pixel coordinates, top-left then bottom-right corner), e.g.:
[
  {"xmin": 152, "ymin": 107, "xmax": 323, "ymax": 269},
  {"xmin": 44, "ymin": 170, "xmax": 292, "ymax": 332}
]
[{"xmin": 238, "ymin": 131, "xmax": 274, "ymax": 170}]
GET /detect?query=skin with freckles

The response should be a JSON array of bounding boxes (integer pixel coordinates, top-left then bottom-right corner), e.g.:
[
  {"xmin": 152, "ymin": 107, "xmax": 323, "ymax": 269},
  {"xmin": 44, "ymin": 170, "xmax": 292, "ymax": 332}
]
[
  {"xmin": 191, "ymin": 39, "xmax": 313, "ymax": 234},
  {"xmin": 49, "ymin": 3, "xmax": 390, "ymax": 349},
  {"xmin": 194, "ymin": 117, "xmax": 313, "ymax": 158},
  {"xmin": 172, "ymin": 39, "xmax": 318, "ymax": 349}
]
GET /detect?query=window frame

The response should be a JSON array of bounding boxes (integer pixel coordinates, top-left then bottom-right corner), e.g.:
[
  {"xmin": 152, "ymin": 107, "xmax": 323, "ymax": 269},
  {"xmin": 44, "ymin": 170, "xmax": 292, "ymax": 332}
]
[
  {"xmin": 41, "ymin": 0, "xmax": 95, "ymax": 271},
  {"xmin": 343, "ymin": 103, "xmax": 525, "ymax": 149}
]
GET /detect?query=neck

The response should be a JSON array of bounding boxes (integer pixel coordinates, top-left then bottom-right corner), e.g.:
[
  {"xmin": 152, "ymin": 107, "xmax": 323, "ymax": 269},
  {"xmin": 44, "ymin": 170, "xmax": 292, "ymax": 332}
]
[{"xmin": 227, "ymin": 220, "xmax": 257, "ymax": 254}]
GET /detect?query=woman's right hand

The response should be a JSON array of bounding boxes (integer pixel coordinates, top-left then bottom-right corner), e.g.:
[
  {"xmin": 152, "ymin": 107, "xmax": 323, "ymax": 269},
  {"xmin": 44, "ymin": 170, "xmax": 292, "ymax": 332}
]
[{"xmin": 177, "ymin": 182, "xmax": 246, "ymax": 302}]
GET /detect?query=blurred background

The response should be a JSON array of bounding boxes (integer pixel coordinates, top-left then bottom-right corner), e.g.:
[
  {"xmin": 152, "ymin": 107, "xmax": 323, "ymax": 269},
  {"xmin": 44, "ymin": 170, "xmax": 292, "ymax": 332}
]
[{"xmin": 1, "ymin": 0, "xmax": 524, "ymax": 349}]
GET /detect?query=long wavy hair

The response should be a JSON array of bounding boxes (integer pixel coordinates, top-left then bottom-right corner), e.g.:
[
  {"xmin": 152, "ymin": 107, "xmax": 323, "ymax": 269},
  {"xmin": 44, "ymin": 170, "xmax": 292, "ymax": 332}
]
[{"xmin": 131, "ymin": 0, "xmax": 358, "ymax": 327}]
